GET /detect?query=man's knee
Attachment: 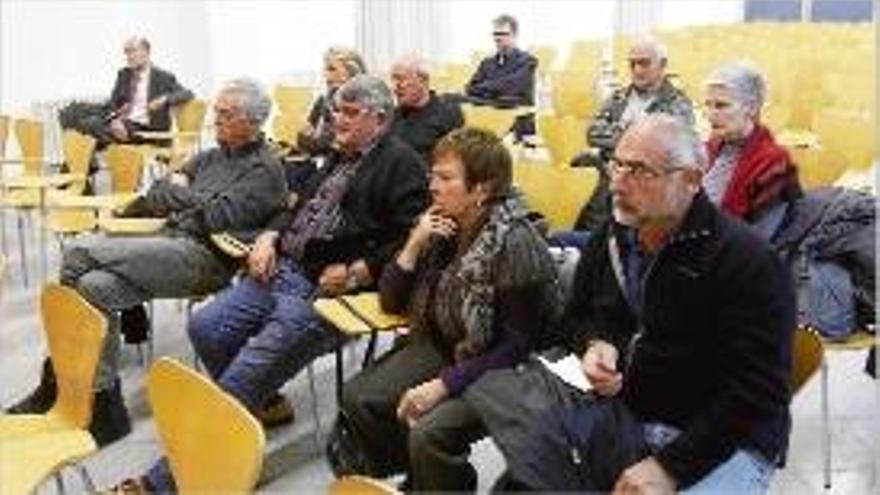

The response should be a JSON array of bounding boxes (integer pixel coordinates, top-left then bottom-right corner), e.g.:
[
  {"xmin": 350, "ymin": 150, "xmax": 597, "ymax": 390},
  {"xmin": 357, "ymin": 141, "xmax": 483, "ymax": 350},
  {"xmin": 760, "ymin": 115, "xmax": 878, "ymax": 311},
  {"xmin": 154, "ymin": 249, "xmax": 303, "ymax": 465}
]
[
  {"xmin": 59, "ymin": 242, "xmax": 96, "ymax": 285},
  {"xmin": 187, "ymin": 305, "xmax": 218, "ymax": 351}
]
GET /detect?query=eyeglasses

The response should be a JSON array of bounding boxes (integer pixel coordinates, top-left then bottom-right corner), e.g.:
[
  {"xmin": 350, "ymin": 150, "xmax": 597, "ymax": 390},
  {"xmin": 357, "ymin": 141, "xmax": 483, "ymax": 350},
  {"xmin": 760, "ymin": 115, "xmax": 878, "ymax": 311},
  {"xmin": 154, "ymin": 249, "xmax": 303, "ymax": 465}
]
[
  {"xmin": 333, "ymin": 104, "xmax": 370, "ymax": 120},
  {"xmin": 607, "ymin": 159, "xmax": 686, "ymax": 181},
  {"xmin": 492, "ymin": 31, "xmax": 513, "ymax": 37}
]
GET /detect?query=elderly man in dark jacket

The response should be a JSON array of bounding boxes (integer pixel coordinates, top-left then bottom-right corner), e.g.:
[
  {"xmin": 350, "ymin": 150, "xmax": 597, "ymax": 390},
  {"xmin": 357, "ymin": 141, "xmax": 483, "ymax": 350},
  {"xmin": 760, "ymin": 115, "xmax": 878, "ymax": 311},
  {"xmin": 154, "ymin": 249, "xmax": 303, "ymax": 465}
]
[
  {"xmin": 574, "ymin": 38, "xmax": 693, "ymax": 232},
  {"xmin": 468, "ymin": 114, "xmax": 794, "ymax": 494},
  {"xmin": 5, "ymin": 78, "xmax": 287, "ymax": 448}
]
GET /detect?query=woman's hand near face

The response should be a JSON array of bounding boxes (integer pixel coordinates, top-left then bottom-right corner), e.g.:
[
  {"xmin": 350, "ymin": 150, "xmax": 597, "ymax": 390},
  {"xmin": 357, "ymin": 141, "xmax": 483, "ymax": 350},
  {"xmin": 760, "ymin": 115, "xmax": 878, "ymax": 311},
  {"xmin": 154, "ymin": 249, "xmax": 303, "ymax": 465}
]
[{"xmin": 396, "ymin": 205, "xmax": 457, "ymax": 270}]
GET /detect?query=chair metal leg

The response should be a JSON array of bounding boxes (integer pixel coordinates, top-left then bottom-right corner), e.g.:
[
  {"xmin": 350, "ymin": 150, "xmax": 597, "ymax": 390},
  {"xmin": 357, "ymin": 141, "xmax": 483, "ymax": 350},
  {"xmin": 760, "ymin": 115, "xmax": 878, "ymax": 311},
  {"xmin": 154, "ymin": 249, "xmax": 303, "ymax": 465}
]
[
  {"xmin": 362, "ymin": 329, "xmax": 379, "ymax": 368},
  {"xmin": 335, "ymin": 333, "xmax": 345, "ymax": 406},
  {"xmin": 54, "ymin": 470, "xmax": 65, "ymax": 494},
  {"xmin": 77, "ymin": 464, "xmax": 96, "ymax": 493},
  {"xmin": 306, "ymin": 363, "xmax": 323, "ymax": 444},
  {"xmin": 821, "ymin": 355, "xmax": 831, "ymax": 489},
  {"xmin": 1, "ymin": 208, "xmax": 7, "ymax": 254},
  {"xmin": 146, "ymin": 300, "xmax": 155, "ymax": 365},
  {"xmin": 16, "ymin": 213, "xmax": 28, "ymax": 288}
]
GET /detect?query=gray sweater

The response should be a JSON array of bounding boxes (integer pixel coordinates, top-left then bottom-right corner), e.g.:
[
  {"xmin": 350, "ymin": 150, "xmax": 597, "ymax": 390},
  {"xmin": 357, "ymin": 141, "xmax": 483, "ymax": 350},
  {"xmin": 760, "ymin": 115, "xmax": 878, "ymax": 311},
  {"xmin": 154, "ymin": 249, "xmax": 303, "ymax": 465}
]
[{"xmin": 144, "ymin": 138, "xmax": 287, "ymax": 240}]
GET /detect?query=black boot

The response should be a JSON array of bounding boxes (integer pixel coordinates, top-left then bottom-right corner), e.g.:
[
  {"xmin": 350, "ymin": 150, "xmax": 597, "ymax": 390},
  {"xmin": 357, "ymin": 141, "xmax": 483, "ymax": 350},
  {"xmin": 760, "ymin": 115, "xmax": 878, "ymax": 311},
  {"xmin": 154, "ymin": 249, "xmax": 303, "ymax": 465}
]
[
  {"xmin": 5, "ymin": 357, "xmax": 57, "ymax": 414},
  {"xmin": 121, "ymin": 304, "xmax": 150, "ymax": 344},
  {"xmin": 89, "ymin": 379, "xmax": 132, "ymax": 447}
]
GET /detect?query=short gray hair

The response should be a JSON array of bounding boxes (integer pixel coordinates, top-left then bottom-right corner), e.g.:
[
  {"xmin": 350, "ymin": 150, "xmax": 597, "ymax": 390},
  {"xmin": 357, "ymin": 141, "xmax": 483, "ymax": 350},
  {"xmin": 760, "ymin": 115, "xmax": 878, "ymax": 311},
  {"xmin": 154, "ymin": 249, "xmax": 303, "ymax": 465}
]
[
  {"xmin": 392, "ymin": 54, "xmax": 431, "ymax": 83},
  {"xmin": 220, "ymin": 78, "xmax": 271, "ymax": 128},
  {"xmin": 335, "ymin": 75, "xmax": 395, "ymax": 121},
  {"xmin": 705, "ymin": 61, "xmax": 767, "ymax": 113},
  {"xmin": 632, "ymin": 114, "xmax": 706, "ymax": 171},
  {"xmin": 630, "ymin": 37, "xmax": 668, "ymax": 62}
]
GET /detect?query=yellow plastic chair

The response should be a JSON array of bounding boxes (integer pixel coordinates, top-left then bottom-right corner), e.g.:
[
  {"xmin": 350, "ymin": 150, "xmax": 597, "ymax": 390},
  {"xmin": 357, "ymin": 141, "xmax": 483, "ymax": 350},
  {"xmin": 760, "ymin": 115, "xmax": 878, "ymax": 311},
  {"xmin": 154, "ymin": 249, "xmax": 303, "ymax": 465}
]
[
  {"xmin": 103, "ymin": 144, "xmax": 145, "ymax": 194},
  {"xmin": 271, "ymin": 85, "xmax": 314, "ymax": 146},
  {"xmin": 314, "ymin": 292, "xmax": 409, "ymax": 405},
  {"xmin": 329, "ymin": 475, "xmax": 402, "ymax": 495},
  {"xmin": 45, "ymin": 131, "xmax": 99, "ymax": 237},
  {"xmin": 0, "ymin": 115, "xmax": 9, "ymax": 160},
  {"xmin": 538, "ymin": 114, "xmax": 585, "ymax": 166},
  {"xmin": 0, "ymin": 429, "xmax": 98, "ymax": 495},
  {"xmin": 512, "ymin": 163, "xmax": 599, "ymax": 231},
  {"xmin": 136, "ymin": 99, "xmax": 208, "ymax": 171},
  {"xmin": 147, "ymin": 357, "xmax": 265, "ymax": 494},
  {"xmin": 791, "ymin": 325, "xmax": 823, "ymax": 394},
  {"xmin": 461, "ymin": 104, "xmax": 522, "ymax": 138},
  {"xmin": 0, "ymin": 284, "xmax": 107, "ymax": 493}
]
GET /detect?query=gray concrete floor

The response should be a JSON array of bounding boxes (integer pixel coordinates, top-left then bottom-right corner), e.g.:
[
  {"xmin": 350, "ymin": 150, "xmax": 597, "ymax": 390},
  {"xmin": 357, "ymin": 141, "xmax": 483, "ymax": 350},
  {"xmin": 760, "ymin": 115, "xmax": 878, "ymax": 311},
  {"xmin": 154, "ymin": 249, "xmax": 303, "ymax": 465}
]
[{"xmin": 0, "ymin": 210, "xmax": 876, "ymax": 494}]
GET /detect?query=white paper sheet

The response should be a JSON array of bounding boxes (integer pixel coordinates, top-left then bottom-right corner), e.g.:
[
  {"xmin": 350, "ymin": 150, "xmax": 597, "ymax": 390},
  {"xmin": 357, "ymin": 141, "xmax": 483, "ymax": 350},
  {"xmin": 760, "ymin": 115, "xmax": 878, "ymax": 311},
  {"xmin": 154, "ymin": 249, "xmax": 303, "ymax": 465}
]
[{"xmin": 537, "ymin": 353, "xmax": 593, "ymax": 392}]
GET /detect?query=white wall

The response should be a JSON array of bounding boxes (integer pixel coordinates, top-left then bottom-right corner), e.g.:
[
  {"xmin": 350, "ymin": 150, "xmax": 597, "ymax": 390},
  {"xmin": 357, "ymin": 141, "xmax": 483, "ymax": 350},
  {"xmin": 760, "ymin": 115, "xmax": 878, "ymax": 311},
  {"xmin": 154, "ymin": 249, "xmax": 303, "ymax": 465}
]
[
  {"xmin": 449, "ymin": 0, "xmax": 617, "ymax": 68},
  {"xmin": 0, "ymin": 0, "xmax": 355, "ymax": 115},
  {"xmin": 0, "ymin": 0, "xmax": 213, "ymax": 114},
  {"xmin": 0, "ymin": 0, "xmax": 745, "ymax": 116}
]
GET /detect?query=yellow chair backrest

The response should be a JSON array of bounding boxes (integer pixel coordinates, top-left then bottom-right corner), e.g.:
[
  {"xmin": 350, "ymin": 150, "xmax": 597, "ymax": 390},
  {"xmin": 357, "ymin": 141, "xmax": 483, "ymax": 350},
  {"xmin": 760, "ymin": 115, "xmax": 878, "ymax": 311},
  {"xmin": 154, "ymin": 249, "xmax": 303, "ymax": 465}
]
[
  {"xmin": 42, "ymin": 284, "xmax": 107, "ymax": 429},
  {"xmin": 104, "ymin": 144, "xmax": 144, "ymax": 194},
  {"xmin": 271, "ymin": 85, "xmax": 314, "ymax": 144},
  {"xmin": 148, "ymin": 358, "xmax": 265, "ymax": 494},
  {"xmin": 14, "ymin": 118, "xmax": 45, "ymax": 175},
  {"xmin": 551, "ymin": 71, "xmax": 598, "ymax": 120},
  {"xmin": 173, "ymin": 99, "xmax": 207, "ymax": 134},
  {"xmin": 0, "ymin": 114, "xmax": 9, "ymax": 159},
  {"xmin": 461, "ymin": 105, "xmax": 519, "ymax": 138},
  {"xmin": 513, "ymin": 164, "xmax": 599, "ymax": 231},
  {"xmin": 61, "ymin": 130, "xmax": 97, "ymax": 194},
  {"xmin": 791, "ymin": 325, "xmax": 823, "ymax": 394},
  {"xmin": 329, "ymin": 475, "xmax": 402, "ymax": 495},
  {"xmin": 538, "ymin": 114, "xmax": 584, "ymax": 165}
]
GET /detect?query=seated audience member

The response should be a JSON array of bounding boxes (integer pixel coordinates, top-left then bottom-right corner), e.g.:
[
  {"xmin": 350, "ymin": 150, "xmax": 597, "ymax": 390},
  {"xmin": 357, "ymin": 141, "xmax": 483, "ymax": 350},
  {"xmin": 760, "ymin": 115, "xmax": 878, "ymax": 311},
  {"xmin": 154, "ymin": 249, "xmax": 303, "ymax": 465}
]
[
  {"xmin": 703, "ymin": 61, "xmax": 801, "ymax": 230},
  {"xmin": 295, "ymin": 46, "xmax": 367, "ymax": 156},
  {"xmin": 464, "ymin": 14, "xmax": 538, "ymax": 139},
  {"xmin": 338, "ymin": 127, "xmax": 561, "ymax": 491},
  {"xmin": 82, "ymin": 36, "xmax": 194, "ymax": 147},
  {"xmin": 572, "ymin": 38, "xmax": 694, "ymax": 233},
  {"xmin": 389, "ymin": 55, "xmax": 464, "ymax": 161},
  {"xmin": 4, "ymin": 79, "xmax": 287, "ymax": 447},
  {"xmin": 467, "ymin": 115, "xmax": 795, "ymax": 493},
  {"xmin": 107, "ymin": 75, "xmax": 428, "ymax": 493}
]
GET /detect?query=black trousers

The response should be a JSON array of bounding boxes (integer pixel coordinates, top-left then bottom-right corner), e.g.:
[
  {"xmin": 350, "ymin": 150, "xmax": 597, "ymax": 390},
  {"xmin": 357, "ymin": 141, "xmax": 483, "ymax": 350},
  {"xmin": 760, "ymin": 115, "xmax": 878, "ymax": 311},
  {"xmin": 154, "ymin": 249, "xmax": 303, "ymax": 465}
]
[{"xmin": 341, "ymin": 335, "xmax": 487, "ymax": 491}]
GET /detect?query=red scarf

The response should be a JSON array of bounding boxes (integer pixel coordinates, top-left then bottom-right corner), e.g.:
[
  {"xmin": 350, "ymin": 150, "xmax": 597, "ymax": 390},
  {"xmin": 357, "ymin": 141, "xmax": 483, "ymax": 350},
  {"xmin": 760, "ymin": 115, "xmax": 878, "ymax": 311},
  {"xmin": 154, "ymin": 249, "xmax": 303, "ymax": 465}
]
[{"xmin": 706, "ymin": 124, "xmax": 796, "ymax": 219}]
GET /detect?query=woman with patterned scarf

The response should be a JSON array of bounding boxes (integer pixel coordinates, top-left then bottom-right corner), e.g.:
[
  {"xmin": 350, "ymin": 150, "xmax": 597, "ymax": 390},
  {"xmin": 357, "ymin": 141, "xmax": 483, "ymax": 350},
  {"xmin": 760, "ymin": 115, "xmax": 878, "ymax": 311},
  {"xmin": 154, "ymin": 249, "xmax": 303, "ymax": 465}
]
[{"xmin": 338, "ymin": 127, "xmax": 562, "ymax": 492}]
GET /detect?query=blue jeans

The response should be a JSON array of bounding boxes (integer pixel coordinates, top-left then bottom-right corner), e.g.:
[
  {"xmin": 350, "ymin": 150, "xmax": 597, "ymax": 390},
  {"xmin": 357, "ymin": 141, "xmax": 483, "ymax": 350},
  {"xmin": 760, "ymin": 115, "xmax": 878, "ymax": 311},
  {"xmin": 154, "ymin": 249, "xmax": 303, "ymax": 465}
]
[
  {"xmin": 145, "ymin": 258, "xmax": 335, "ymax": 491},
  {"xmin": 643, "ymin": 423, "xmax": 775, "ymax": 494}
]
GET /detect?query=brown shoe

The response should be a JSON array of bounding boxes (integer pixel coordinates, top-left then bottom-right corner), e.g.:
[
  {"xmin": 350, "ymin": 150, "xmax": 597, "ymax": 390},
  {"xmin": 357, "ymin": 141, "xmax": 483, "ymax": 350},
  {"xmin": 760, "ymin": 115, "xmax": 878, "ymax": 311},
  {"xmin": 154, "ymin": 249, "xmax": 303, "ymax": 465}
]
[{"xmin": 254, "ymin": 393, "xmax": 295, "ymax": 428}]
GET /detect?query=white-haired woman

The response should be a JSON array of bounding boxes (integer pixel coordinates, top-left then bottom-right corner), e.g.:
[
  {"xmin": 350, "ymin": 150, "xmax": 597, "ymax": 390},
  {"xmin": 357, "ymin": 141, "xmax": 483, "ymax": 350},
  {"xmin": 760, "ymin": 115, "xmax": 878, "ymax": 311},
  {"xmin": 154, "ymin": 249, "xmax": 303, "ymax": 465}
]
[{"xmin": 703, "ymin": 62, "xmax": 801, "ymax": 226}]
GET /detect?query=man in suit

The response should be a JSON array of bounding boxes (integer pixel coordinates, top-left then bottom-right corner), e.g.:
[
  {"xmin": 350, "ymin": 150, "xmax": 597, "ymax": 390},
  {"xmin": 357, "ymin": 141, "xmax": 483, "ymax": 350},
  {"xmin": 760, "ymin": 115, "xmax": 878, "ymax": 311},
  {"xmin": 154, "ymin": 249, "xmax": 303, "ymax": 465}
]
[{"xmin": 105, "ymin": 36, "xmax": 194, "ymax": 143}]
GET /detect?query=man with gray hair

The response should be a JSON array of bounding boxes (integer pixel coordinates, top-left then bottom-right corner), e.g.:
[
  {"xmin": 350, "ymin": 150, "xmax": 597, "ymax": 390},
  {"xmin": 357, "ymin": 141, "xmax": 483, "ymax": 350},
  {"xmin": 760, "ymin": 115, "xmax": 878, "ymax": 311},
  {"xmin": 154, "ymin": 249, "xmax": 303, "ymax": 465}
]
[
  {"xmin": 390, "ymin": 54, "xmax": 464, "ymax": 160},
  {"xmin": 573, "ymin": 37, "xmax": 695, "ymax": 232},
  {"xmin": 104, "ymin": 75, "xmax": 432, "ymax": 492},
  {"xmin": 467, "ymin": 114, "xmax": 794, "ymax": 493},
  {"xmin": 5, "ymin": 78, "xmax": 287, "ymax": 447}
]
